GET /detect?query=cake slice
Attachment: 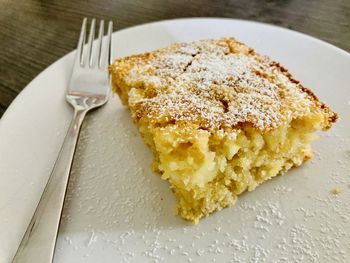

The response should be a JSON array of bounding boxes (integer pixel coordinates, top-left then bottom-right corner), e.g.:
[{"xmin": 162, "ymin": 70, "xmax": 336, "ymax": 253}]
[{"xmin": 109, "ymin": 37, "xmax": 337, "ymax": 223}]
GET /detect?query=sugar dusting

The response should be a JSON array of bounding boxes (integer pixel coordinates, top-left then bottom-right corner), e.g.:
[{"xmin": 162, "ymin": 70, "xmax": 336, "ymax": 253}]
[
  {"xmin": 53, "ymin": 96, "xmax": 349, "ymax": 262},
  {"xmin": 111, "ymin": 38, "xmax": 335, "ymax": 132}
]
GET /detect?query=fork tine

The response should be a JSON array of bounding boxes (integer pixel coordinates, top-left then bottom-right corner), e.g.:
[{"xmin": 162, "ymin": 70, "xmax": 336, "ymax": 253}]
[
  {"xmin": 107, "ymin": 21, "xmax": 113, "ymax": 66},
  {"xmin": 100, "ymin": 21, "xmax": 113, "ymax": 68},
  {"xmin": 93, "ymin": 20, "xmax": 104, "ymax": 68},
  {"xmin": 76, "ymin": 18, "xmax": 87, "ymax": 66},
  {"xmin": 84, "ymin": 18, "xmax": 96, "ymax": 67}
]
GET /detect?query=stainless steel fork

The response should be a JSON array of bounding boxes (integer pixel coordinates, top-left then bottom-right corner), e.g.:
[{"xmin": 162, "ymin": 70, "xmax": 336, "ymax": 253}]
[{"xmin": 12, "ymin": 18, "xmax": 113, "ymax": 263}]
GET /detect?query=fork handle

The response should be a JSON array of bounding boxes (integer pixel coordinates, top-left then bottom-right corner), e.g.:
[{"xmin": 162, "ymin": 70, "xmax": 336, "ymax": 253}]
[{"xmin": 12, "ymin": 109, "xmax": 88, "ymax": 263}]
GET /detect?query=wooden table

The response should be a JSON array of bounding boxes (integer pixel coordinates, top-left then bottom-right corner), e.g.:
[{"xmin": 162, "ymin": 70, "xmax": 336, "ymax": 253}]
[{"xmin": 1, "ymin": 0, "xmax": 349, "ymax": 117}]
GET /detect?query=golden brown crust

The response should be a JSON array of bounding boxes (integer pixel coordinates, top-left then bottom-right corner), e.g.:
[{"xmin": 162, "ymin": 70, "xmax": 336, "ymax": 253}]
[
  {"xmin": 268, "ymin": 61, "xmax": 338, "ymax": 130},
  {"xmin": 109, "ymin": 37, "xmax": 337, "ymax": 132}
]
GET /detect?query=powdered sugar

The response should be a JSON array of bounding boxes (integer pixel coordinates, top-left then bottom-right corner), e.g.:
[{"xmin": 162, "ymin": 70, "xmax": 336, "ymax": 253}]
[
  {"xmin": 56, "ymin": 112, "xmax": 350, "ymax": 262},
  {"xmin": 111, "ymin": 38, "xmax": 333, "ymax": 131}
]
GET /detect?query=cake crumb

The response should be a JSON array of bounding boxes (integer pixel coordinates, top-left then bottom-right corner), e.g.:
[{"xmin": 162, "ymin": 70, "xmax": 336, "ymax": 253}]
[{"xmin": 332, "ymin": 187, "xmax": 341, "ymax": 194}]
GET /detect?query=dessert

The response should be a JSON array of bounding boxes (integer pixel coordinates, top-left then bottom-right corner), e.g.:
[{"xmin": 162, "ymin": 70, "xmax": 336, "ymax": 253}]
[{"xmin": 109, "ymin": 37, "xmax": 338, "ymax": 223}]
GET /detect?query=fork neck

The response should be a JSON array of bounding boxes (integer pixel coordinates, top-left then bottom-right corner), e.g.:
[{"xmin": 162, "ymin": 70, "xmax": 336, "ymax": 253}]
[{"xmin": 71, "ymin": 109, "xmax": 88, "ymax": 133}]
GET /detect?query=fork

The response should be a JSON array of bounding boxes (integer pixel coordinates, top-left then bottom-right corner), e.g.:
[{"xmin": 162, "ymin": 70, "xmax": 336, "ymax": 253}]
[{"xmin": 12, "ymin": 18, "xmax": 113, "ymax": 263}]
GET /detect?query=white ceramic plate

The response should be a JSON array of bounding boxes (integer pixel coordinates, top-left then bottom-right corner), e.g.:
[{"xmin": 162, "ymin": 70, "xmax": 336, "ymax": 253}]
[{"xmin": 0, "ymin": 18, "xmax": 349, "ymax": 263}]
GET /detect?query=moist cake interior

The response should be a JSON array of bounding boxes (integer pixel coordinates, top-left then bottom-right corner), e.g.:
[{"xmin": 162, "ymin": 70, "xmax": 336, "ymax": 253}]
[{"xmin": 140, "ymin": 115, "xmax": 323, "ymax": 222}]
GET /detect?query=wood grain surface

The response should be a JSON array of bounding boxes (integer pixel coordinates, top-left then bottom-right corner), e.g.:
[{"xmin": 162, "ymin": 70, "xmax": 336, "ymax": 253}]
[{"xmin": 0, "ymin": 0, "xmax": 349, "ymax": 117}]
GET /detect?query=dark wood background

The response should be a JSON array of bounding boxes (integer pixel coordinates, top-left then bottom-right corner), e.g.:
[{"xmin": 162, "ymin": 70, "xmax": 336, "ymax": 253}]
[{"xmin": 1, "ymin": 0, "xmax": 349, "ymax": 117}]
